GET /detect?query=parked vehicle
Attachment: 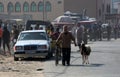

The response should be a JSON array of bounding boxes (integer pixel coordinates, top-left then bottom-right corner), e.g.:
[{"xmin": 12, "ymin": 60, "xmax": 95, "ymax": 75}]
[
  {"xmin": 13, "ymin": 30, "xmax": 52, "ymax": 61},
  {"xmin": 25, "ymin": 20, "xmax": 52, "ymax": 30}
]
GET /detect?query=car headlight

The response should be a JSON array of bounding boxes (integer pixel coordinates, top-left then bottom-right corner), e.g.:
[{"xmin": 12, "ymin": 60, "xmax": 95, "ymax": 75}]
[
  {"xmin": 14, "ymin": 46, "xmax": 24, "ymax": 50},
  {"xmin": 37, "ymin": 45, "xmax": 47, "ymax": 49}
]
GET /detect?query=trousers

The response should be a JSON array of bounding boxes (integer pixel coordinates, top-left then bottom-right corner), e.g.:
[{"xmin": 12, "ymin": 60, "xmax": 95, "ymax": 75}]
[{"xmin": 62, "ymin": 48, "xmax": 71, "ymax": 65}]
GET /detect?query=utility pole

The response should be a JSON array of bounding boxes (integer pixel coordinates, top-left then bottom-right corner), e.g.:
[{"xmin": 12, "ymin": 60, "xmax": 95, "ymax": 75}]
[
  {"xmin": 43, "ymin": 0, "xmax": 45, "ymax": 21},
  {"xmin": 103, "ymin": 0, "xmax": 105, "ymax": 23},
  {"xmin": 82, "ymin": 8, "xmax": 86, "ymax": 20}
]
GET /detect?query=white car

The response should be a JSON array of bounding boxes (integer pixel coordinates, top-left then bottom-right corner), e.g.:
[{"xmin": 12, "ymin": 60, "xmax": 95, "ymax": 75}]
[{"xmin": 13, "ymin": 30, "xmax": 52, "ymax": 61}]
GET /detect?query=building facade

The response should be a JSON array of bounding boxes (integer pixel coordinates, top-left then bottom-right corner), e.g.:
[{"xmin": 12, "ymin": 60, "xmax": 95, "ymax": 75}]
[
  {"xmin": 0, "ymin": 0, "xmax": 64, "ymax": 23},
  {"xmin": 112, "ymin": 0, "xmax": 120, "ymax": 14},
  {"xmin": 0, "ymin": 0, "xmax": 111, "ymax": 24},
  {"xmin": 64, "ymin": 0, "xmax": 111, "ymax": 23}
]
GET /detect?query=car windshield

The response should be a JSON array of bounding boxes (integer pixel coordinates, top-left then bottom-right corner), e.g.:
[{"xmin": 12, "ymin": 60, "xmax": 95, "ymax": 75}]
[{"xmin": 18, "ymin": 32, "xmax": 47, "ymax": 40}]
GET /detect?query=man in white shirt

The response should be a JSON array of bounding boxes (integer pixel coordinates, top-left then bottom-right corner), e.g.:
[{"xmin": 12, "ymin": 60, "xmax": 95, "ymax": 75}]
[{"xmin": 76, "ymin": 23, "xmax": 84, "ymax": 51}]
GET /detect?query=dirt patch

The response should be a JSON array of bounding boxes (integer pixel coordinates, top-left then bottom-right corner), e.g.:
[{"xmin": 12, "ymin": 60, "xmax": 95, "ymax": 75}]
[{"xmin": 0, "ymin": 54, "xmax": 44, "ymax": 77}]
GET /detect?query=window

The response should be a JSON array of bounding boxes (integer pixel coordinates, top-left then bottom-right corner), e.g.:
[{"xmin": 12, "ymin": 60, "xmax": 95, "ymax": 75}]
[
  {"xmin": 45, "ymin": 1, "xmax": 51, "ymax": 12},
  {"xmin": 58, "ymin": 1, "xmax": 62, "ymax": 4},
  {"xmin": 15, "ymin": 2, "xmax": 21, "ymax": 12},
  {"xmin": 38, "ymin": 2, "xmax": 43, "ymax": 12},
  {"xmin": 0, "ymin": 2, "xmax": 4, "ymax": 12},
  {"xmin": 19, "ymin": 32, "xmax": 47, "ymax": 40},
  {"xmin": 7, "ymin": 2, "xmax": 14, "ymax": 12},
  {"xmin": 23, "ymin": 2, "xmax": 29, "ymax": 12},
  {"xmin": 31, "ymin": 2, "xmax": 36, "ymax": 12}
]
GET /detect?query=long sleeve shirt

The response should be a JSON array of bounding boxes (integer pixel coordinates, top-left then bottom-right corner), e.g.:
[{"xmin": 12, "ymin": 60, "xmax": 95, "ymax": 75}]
[{"xmin": 56, "ymin": 31, "xmax": 75, "ymax": 48}]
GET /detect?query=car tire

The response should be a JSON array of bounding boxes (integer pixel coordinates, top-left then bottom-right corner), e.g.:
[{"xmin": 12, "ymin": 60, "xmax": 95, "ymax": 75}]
[{"xmin": 14, "ymin": 55, "xmax": 19, "ymax": 61}]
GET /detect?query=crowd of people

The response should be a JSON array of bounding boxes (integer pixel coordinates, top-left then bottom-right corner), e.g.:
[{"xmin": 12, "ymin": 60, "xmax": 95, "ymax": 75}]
[
  {"xmin": 48, "ymin": 23, "xmax": 91, "ymax": 66},
  {"xmin": 88, "ymin": 23, "xmax": 120, "ymax": 41},
  {"xmin": 0, "ymin": 20, "xmax": 120, "ymax": 66},
  {"xmin": 0, "ymin": 23, "xmax": 20, "ymax": 56},
  {"xmin": 48, "ymin": 22, "xmax": 120, "ymax": 66}
]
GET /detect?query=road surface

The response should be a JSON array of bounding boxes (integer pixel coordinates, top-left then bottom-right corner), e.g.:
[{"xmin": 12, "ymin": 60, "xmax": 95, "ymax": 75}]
[{"xmin": 43, "ymin": 39, "xmax": 120, "ymax": 77}]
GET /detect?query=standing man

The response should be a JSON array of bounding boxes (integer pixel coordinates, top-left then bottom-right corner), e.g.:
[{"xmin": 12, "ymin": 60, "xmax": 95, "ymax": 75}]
[
  {"xmin": 2, "ymin": 26, "xmax": 11, "ymax": 55},
  {"xmin": 56, "ymin": 25, "xmax": 76, "ymax": 66},
  {"xmin": 106, "ymin": 25, "xmax": 112, "ymax": 41},
  {"xmin": 0, "ymin": 24, "xmax": 3, "ymax": 49},
  {"xmin": 12, "ymin": 25, "xmax": 19, "ymax": 46},
  {"xmin": 51, "ymin": 27, "xmax": 61, "ymax": 54},
  {"xmin": 113, "ymin": 24, "xmax": 118, "ymax": 40},
  {"xmin": 76, "ymin": 23, "xmax": 84, "ymax": 52},
  {"xmin": 83, "ymin": 28, "xmax": 88, "ymax": 44}
]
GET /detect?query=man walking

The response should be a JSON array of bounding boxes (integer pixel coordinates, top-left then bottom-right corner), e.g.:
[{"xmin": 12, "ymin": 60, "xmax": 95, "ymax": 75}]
[{"xmin": 56, "ymin": 25, "xmax": 76, "ymax": 66}]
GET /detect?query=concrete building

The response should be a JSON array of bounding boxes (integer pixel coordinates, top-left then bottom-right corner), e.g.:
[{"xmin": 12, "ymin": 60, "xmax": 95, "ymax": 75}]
[
  {"xmin": 112, "ymin": 0, "xmax": 120, "ymax": 14},
  {"xmin": 112, "ymin": 1, "xmax": 120, "ymax": 13},
  {"xmin": 64, "ymin": 0, "xmax": 111, "ymax": 23},
  {"xmin": 0, "ymin": 0, "xmax": 64, "ymax": 24},
  {"xmin": 0, "ymin": 0, "xmax": 111, "ymax": 24}
]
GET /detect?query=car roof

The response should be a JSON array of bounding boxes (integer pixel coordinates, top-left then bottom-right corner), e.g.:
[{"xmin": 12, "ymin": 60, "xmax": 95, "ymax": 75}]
[{"xmin": 21, "ymin": 30, "xmax": 46, "ymax": 33}]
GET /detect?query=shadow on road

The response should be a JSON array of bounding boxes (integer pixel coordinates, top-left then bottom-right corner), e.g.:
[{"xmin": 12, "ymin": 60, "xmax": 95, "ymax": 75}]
[
  {"xmin": 69, "ymin": 63, "xmax": 104, "ymax": 67},
  {"xmin": 21, "ymin": 57, "xmax": 48, "ymax": 62}
]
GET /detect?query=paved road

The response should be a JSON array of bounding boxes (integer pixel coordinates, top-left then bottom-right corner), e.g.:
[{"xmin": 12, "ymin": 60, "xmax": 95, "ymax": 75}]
[{"xmin": 43, "ymin": 39, "xmax": 120, "ymax": 77}]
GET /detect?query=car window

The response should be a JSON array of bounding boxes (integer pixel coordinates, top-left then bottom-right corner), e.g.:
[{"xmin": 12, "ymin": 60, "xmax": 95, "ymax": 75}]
[{"xmin": 18, "ymin": 32, "xmax": 47, "ymax": 40}]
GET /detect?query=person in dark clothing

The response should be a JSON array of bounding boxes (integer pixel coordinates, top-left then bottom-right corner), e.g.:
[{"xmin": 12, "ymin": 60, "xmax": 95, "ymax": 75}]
[
  {"xmin": 83, "ymin": 28, "xmax": 88, "ymax": 44},
  {"xmin": 0, "ymin": 25, "xmax": 3, "ymax": 49},
  {"xmin": 52, "ymin": 27, "xmax": 60, "ymax": 40},
  {"xmin": 13, "ymin": 25, "xmax": 19, "ymax": 39},
  {"xmin": 113, "ymin": 25, "xmax": 118, "ymax": 40},
  {"xmin": 2, "ymin": 26, "xmax": 11, "ymax": 55},
  {"xmin": 56, "ymin": 25, "xmax": 76, "ymax": 66},
  {"xmin": 98, "ymin": 25, "xmax": 102, "ymax": 41},
  {"xmin": 12, "ymin": 25, "xmax": 19, "ymax": 46},
  {"xmin": 88, "ymin": 27, "xmax": 93, "ymax": 41},
  {"xmin": 93, "ymin": 24, "xmax": 98, "ymax": 41},
  {"xmin": 106, "ymin": 25, "xmax": 112, "ymax": 41}
]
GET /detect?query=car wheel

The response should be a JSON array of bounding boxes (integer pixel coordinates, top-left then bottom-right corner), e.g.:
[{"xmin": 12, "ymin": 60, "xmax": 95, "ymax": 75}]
[{"xmin": 14, "ymin": 55, "xmax": 19, "ymax": 61}]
